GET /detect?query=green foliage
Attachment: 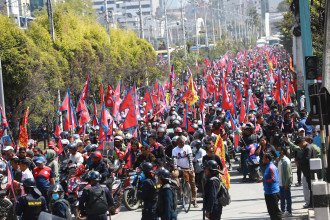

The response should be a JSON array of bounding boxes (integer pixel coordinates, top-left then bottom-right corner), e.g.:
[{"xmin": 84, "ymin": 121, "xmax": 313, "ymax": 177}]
[
  {"xmin": 277, "ymin": 1, "xmax": 290, "ymax": 12},
  {"xmin": 277, "ymin": 9, "xmax": 293, "ymax": 54},
  {"xmin": 0, "ymin": 0, "xmax": 158, "ymax": 136}
]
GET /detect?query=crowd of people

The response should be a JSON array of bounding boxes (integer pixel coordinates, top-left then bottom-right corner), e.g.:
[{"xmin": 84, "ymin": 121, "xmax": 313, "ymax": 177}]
[{"xmin": 0, "ymin": 46, "xmax": 323, "ymax": 220}]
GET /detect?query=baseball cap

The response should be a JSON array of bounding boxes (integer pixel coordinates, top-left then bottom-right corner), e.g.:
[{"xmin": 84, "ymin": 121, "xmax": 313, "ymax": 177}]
[
  {"xmin": 298, "ymin": 128, "xmax": 305, "ymax": 132},
  {"xmin": 48, "ymin": 141, "xmax": 55, "ymax": 147},
  {"xmin": 3, "ymin": 146, "xmax": 14, "ymax": 152},
  {"xmin": 294, "ymin": 137, "xmax": 305, "ymax": 145},
  {"xmin": 35, "ymin": 157, "xmax": 46, "ymax": 164}
]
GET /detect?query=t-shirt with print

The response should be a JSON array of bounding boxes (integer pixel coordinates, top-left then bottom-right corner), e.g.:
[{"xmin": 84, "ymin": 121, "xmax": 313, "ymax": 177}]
[{"xmin": 172, "ymin": 145, "xmax": 192, "ymax": 169}]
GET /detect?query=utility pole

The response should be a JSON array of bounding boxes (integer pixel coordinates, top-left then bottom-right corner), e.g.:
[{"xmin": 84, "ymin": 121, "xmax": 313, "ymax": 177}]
[
  {"xmin": 181, "ymin": 0, "xmax": 187, "ymax": 60},
  {"xmin": 139, "ymin": 0, "xmax": 144, "ymax": 39},
  {"xmin": 204, "ymin": 3, "xmax": 208, "ymax": 47},
  {"xmin": 47, "ymin": 0, "xmax": 62, "ymax": 130},
  {"xmin": 322, "ymin": 0, "xmax": 330, "ymax": 183},
  {"xmin": 217, "ymin": 0, "xmax": 221, "ymax": 40},
  {"xmin": 164, "ymin": 0, "xmax": 171, "ymax": 72},
  {"xmin": 0, "ymin": 53, "xmax": 7, "ymax": 136},
  {"xmin": 212, "ymin": 9, "xmax": 216, "ymax": 46},
  {"xmin": 47, "ymin": 0, "xmax": 55, "ymax": 42},
  {"xmin": 194, "ymin": 0, "xmax": 199, "ymax": 56},
  {"xmin": 104, "ymin": 0, "xmax": 111, "ymax": 46}
]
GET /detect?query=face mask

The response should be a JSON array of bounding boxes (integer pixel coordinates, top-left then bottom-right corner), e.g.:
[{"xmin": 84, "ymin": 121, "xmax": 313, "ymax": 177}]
[{"xmin": 52, "ymin": 193, "xmax": 60, "ymax": 200}]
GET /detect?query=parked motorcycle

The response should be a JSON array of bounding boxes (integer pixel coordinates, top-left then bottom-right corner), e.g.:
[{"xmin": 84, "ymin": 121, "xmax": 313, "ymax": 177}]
[
  {"xmin": 245, "ymin": 144, "xmax": 261, "ymax": 181},
  {"xmin": 122, "ymin": 170, "xmax": 145, "ymax": 211}
]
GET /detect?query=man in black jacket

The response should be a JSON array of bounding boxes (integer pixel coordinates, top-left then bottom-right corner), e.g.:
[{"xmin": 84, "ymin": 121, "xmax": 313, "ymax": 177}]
[{"xmin": 294, "ymin": 137, "xmax": 316, "ymax": 207}]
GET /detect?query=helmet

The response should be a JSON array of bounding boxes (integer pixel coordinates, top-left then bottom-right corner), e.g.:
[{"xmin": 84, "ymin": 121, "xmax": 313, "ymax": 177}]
[
  {"xmin": 67, "ymin": 142, "xmax": 77, "ymax": 151},
  {"xmin": 85, "ymin": 144, "xmax": 97, "ymax": 152},
  {"xmin": 23, "ymin": 178, "xmax": 36, "ymax": 188},
  {"xmin": 204, "ymin": 160, "xmax": 220, "ymax": 173},
  {"xmin": 174, "ymin": 127, "xmax": 182, "ymax": 133},
  {"xmin": 60, "ymin": 131, "xmax": 68, "ymax": 139},
  {"xmin": 173, "ymin": 120, "xmax": 181, "ymax": 126},
  {"xmin": 266, "ymin": 96, "xmax": 273, "ymax": 102},
  {"xmin": 213, "ymin": 120, "xmax": 221, "ymax": 126},
  {"xmin": 125, "ymin": 133, "xmax": 132, "ymax": 140},
  {"xmin": 170, "ymin": 115, "xmax": 176, "ymax": 121},
  {"xmin": 172, "ymin": 136, "xmax": 179, "ymax": 143},
  {"xmin": 88, "ymin": 171, "xmax": 101, "ymax": 181},
  {"xmin": 191, "ymin": 140, "xmax": 202, "ymax": 149},
  {"xmin": 158, "ymin": 127, "xmax": 166, "ymax": 133},
  {"xmin": 193, "ymin": 130, "xmax": 204, "ymax": 140},
  {"xmin": 48, "ymin": 183, "xmax": 64, "ymax": 193},
  {"xmin": 75, "ymin": 164, "xmax": 86, "ymax": 176},
  {"xmin": 91, "ymin": 151, "xmax": 103, "ymax": 162},
  {"xmin": 191, "ymin": 123, "xmax": 198, "ymax": 131},
  {"xmin": 73, "ymin": 134, "xmax": 80, "ymax": 140},
  {"xmin": 157, "ymin": 168, "xmax": 171, "ymax": 182},
  {"xmin": 243, "ymin": 122, "xmax": 255, "ymax": 132},
  {"xmin": 140, "ymin": 162, "xmax": 154, "ymax": 174}
]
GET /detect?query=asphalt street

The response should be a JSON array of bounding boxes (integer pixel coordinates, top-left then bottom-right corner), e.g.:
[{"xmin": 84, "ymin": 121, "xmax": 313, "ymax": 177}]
[{"xmin": 111, "ymin": 160, "xmax": 308, "ymax": 220}]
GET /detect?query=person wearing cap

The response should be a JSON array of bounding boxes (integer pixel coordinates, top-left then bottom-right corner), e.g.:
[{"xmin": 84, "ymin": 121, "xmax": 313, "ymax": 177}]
[
  {"xmin": 15, "ymin": 178, "xmax": 48, "ymax": 220},
  {"xmin": 48, "ymin": 141, "xmax": 59, "ymax": 155},
  {"xmin": 113, "ymin": 135, "xmax": 125, "ymax": 160},
  {"xmin": 46, "ymin": 149, "xmax": 59, "ymax": 182},
  {"xmin": 33, "ymin": 156, "xmax": 55, "ymax": 198}
]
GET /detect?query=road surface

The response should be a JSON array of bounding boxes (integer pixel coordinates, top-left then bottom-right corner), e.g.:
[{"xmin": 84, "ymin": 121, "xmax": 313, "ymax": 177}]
[{"xmin": 111, "ymin": 160, "xmax": 308, "ymax": 220}]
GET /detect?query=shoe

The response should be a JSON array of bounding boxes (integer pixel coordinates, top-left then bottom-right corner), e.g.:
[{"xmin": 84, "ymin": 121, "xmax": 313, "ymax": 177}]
[
  {"xmin": 285, "ymin": 212, "xmax": 292, "ymax": 217},
  {"xmin": 193, "ymin": 201, "xmax": 199, "ymax": 208},
  {"xmin": 295, "ymin": 182, "xmax": 302, "ymax": 187},
  {"xmin": 257, "ymin": 178, "xmax": 263, "ymax": 183},
  {"xmin": 228, "ymin": 165, "xmax": 232, "ymax": 171},
  {"xmin": 242, "ymin": 177, "xmax": 247, "ymax": 182},
  {"xmin": 303, "ymin": 203, "xmax": 310, "ymax": 209}
]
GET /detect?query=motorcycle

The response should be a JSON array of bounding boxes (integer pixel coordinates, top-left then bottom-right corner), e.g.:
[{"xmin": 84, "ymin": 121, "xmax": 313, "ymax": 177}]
[
  {"xmin": 0, "ymin": 174, "xmax": 12, "ymax": 220},
  {"xmin": 122, "ymin": 169, "xmax": 145, "ymax": 211},
  {"xmin": 245, "ymin": 144, "xmax": 261, "ymax": 181}
]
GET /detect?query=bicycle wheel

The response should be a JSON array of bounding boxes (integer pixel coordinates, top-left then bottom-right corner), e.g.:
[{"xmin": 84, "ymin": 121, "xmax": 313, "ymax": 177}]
[{"xmin": 182, "ymin": 181, "xmax": 192, "ymax": 213}]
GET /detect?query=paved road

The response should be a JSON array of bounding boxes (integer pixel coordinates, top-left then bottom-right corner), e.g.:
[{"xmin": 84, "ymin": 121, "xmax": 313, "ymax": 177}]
[{"xmin": 111, "ymin": 160, "xmax": 308, "ymax": 220}]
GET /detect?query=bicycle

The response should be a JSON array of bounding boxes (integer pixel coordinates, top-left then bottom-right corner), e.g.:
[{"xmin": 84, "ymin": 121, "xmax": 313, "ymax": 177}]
[{"xmin": 176, "ymin": 167, "xmax": 192, "ymax": 213}]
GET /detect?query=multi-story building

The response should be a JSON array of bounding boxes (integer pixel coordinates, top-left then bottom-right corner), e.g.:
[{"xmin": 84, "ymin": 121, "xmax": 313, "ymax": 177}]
[{"xmin": 93, "ymin": 0, "xmax": 159, "ymax": 41}]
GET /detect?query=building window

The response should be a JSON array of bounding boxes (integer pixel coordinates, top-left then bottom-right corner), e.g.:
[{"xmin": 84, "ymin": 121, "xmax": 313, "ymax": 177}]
[{"xmin": 142, "ymin": 4, "xmax": 150, "ymax": 8}]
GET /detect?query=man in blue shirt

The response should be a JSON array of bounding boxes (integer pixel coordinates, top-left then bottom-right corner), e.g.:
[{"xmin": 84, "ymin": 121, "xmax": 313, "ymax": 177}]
[
  {"xmin": 263, "ymin": 153, "xmax": 281, "ymax": 220},
  {"xmin": 298, "ymin": 111, "xmax": 313, "ymax": 137}
]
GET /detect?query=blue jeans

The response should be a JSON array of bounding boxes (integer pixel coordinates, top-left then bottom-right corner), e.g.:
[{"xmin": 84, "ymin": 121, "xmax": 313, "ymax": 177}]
[{"xmin": 280, "ymin": 186, "xmax": 292, "ymax": 213}]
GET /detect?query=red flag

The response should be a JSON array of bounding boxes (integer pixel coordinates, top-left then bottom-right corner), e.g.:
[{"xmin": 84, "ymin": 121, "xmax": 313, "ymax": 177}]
[
  {"xmin": 199, "ymin": 85, "xmax": 207, "ymax": 113},
  {"xmin": 112, "ymin": 82, "xmax": 122, "ymax": 117},
  {"xmin": 76, "ymin": 100, "xmax": 90, "ymax": 126},
  {"xmin": 19, "ymin": 107, "xmax": 29, "ymax": 149},
  {"xmin": 105, "ymin": 83, "xmax": 115, "ymax": 107},
  {"xmin": 81, "ymin": 73, "xmax": 90, "ymax": 100},
  {"xmin": 195, "ymin": 58, "xmax": 199, "ymax": 69},
  {"xmin": 0, "ymin": 105, "xmax": 8, "ymax": 128},
  {"xmin": 58, "ymin": 90, "xmax": 70, "ymax": 112},
  {"xmin": 288, "ymin": 82, "xmax": 295, "ymax": 94},
  {"xmin": 207, "ymin": 74, "xmax": 216, "ymax": 93},
  {"xmin": 58, "ymin": 139, "xmax": 64, "ymax": 155},
  {"xmin": 119, "ymin": 90, "xmax": 138, "ymax": 130},
  {"xmin": 100, "ymin": 81, "xmax": 104, "ymax": 105},
  {"xmin": 239, "ymin": 99, "xmax": 246, "ymax": 124},
  {"xmin": 54, "ymin": 124, "xmax": 61, "ymax": 138},
  {"xmin": 132, "ymin": 128, "xmax": 137, "ymax": 137},
  {"xmin": 6, "ymin": 164, "xmax": 17, "ymax": 202},
  {"xmin": 99, "ymin": 104, "xmax": 108, "ymax": 141},
  {"xmin": 92, "ymin": 100, "xmax": 98, "ymax": 127},
  {"xmin": 143, "ymin": 87, "xmax": 154, "ymax": 115},
  {"xmin": 229, "ymin": 115, "xmax": 239, "ymax": 151},
  {"xmin": 247, "ymin": 94, "xmax": 257, "ymax": 111},
  {"xmin": 235, "ymin": 87, "xmax": 242, "ymax": 106},
  {"xmin": 64, "ymin": 102, "xmax": 77, "ymax": 131},
  {"xmin": 222, "ymin": 82, "xmax": 235, "ymax": 115}
]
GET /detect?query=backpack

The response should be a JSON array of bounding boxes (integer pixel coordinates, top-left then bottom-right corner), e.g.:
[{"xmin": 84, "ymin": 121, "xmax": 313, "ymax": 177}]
[
  {"xmin": 53, "ymin": 199, "xmax": 72, "ymax": 220},
  {"xmin": 86, "ymin": 187, "xmax": 109, "ymax": 215},
  {"xmin": 210, "ymin": 176, "xmax": 231, "ymax": 207}
]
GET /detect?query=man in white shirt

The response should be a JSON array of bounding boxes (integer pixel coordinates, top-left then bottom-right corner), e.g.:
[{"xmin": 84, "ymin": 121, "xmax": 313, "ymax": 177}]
[
  {"xmin": 171, "ymin": 136, "xmax": 198, "ymax": 207},
  {"xmin": 20, "ymin": 159, "xmax": 34, "ymax": 182},
  {"xmin": 65, "ymin": 143, "xmax": 84, "ymax": 177}
]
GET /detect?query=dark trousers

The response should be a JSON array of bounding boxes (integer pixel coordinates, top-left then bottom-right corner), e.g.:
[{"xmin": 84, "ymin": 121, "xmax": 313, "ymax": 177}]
[
  {"xmin": 305, "ymin": 175, "xmax": 313, "ymax": 206},
  {"xmin": 279, "ymin": 186, "xmax": 292, "ymax": 213},
  {"xmin": 265, "ymin": 193, "xmax": 282, "ymax": 220},
  {"xmin": 209, "ymin": 203, "xmax": 222, "ymax": 220},
  {"xmin": 297, "ymin": 164, "xmax": 302, "ymax": 184}
]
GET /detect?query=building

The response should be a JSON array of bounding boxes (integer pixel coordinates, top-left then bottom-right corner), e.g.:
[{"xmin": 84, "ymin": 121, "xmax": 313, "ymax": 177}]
[
  {"xmin": 0, "ymin": 0, "xmax": 32, "ymax": 27},
  {"xmin": 93, "ymin": 0, "xmax": 159, "ymax": 40}
]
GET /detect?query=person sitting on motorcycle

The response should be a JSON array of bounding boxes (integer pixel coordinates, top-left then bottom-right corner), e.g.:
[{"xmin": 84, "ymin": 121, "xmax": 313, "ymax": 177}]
[
  {"xmin": 65, "ymin": 143, "xmax": 84, "ymax": 174},
  {"xmin": 123, "ymin": 137, "xmax": 141, "ymax": 168},
  {"xmin": 148, "ymin": 132, "xmax": 166, "ymax": 167},
  {"xmin": 238, "ymin": 122, "xmax": 259, "ymax": 182},
  {"xmin": 89, "ymin": 152, "xmax": 109, "ymax": 183},
  {"xmin": 47, "ymin": 184, "xmax": 71, "ymax": 220},
  {"xmin": 157, "ymin": 127, "xmax": 172, "ymax": 150},
  {"xmin": 134, "ymin": 145, "xmax": 156, "ymax": 169},
  {"xmin": 113, "ymin": 136, "xmax": 126, "ymax": 161},
  {"xmin": 84, "ymin": 144, "xmax": 97, "ymax": 169}
]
